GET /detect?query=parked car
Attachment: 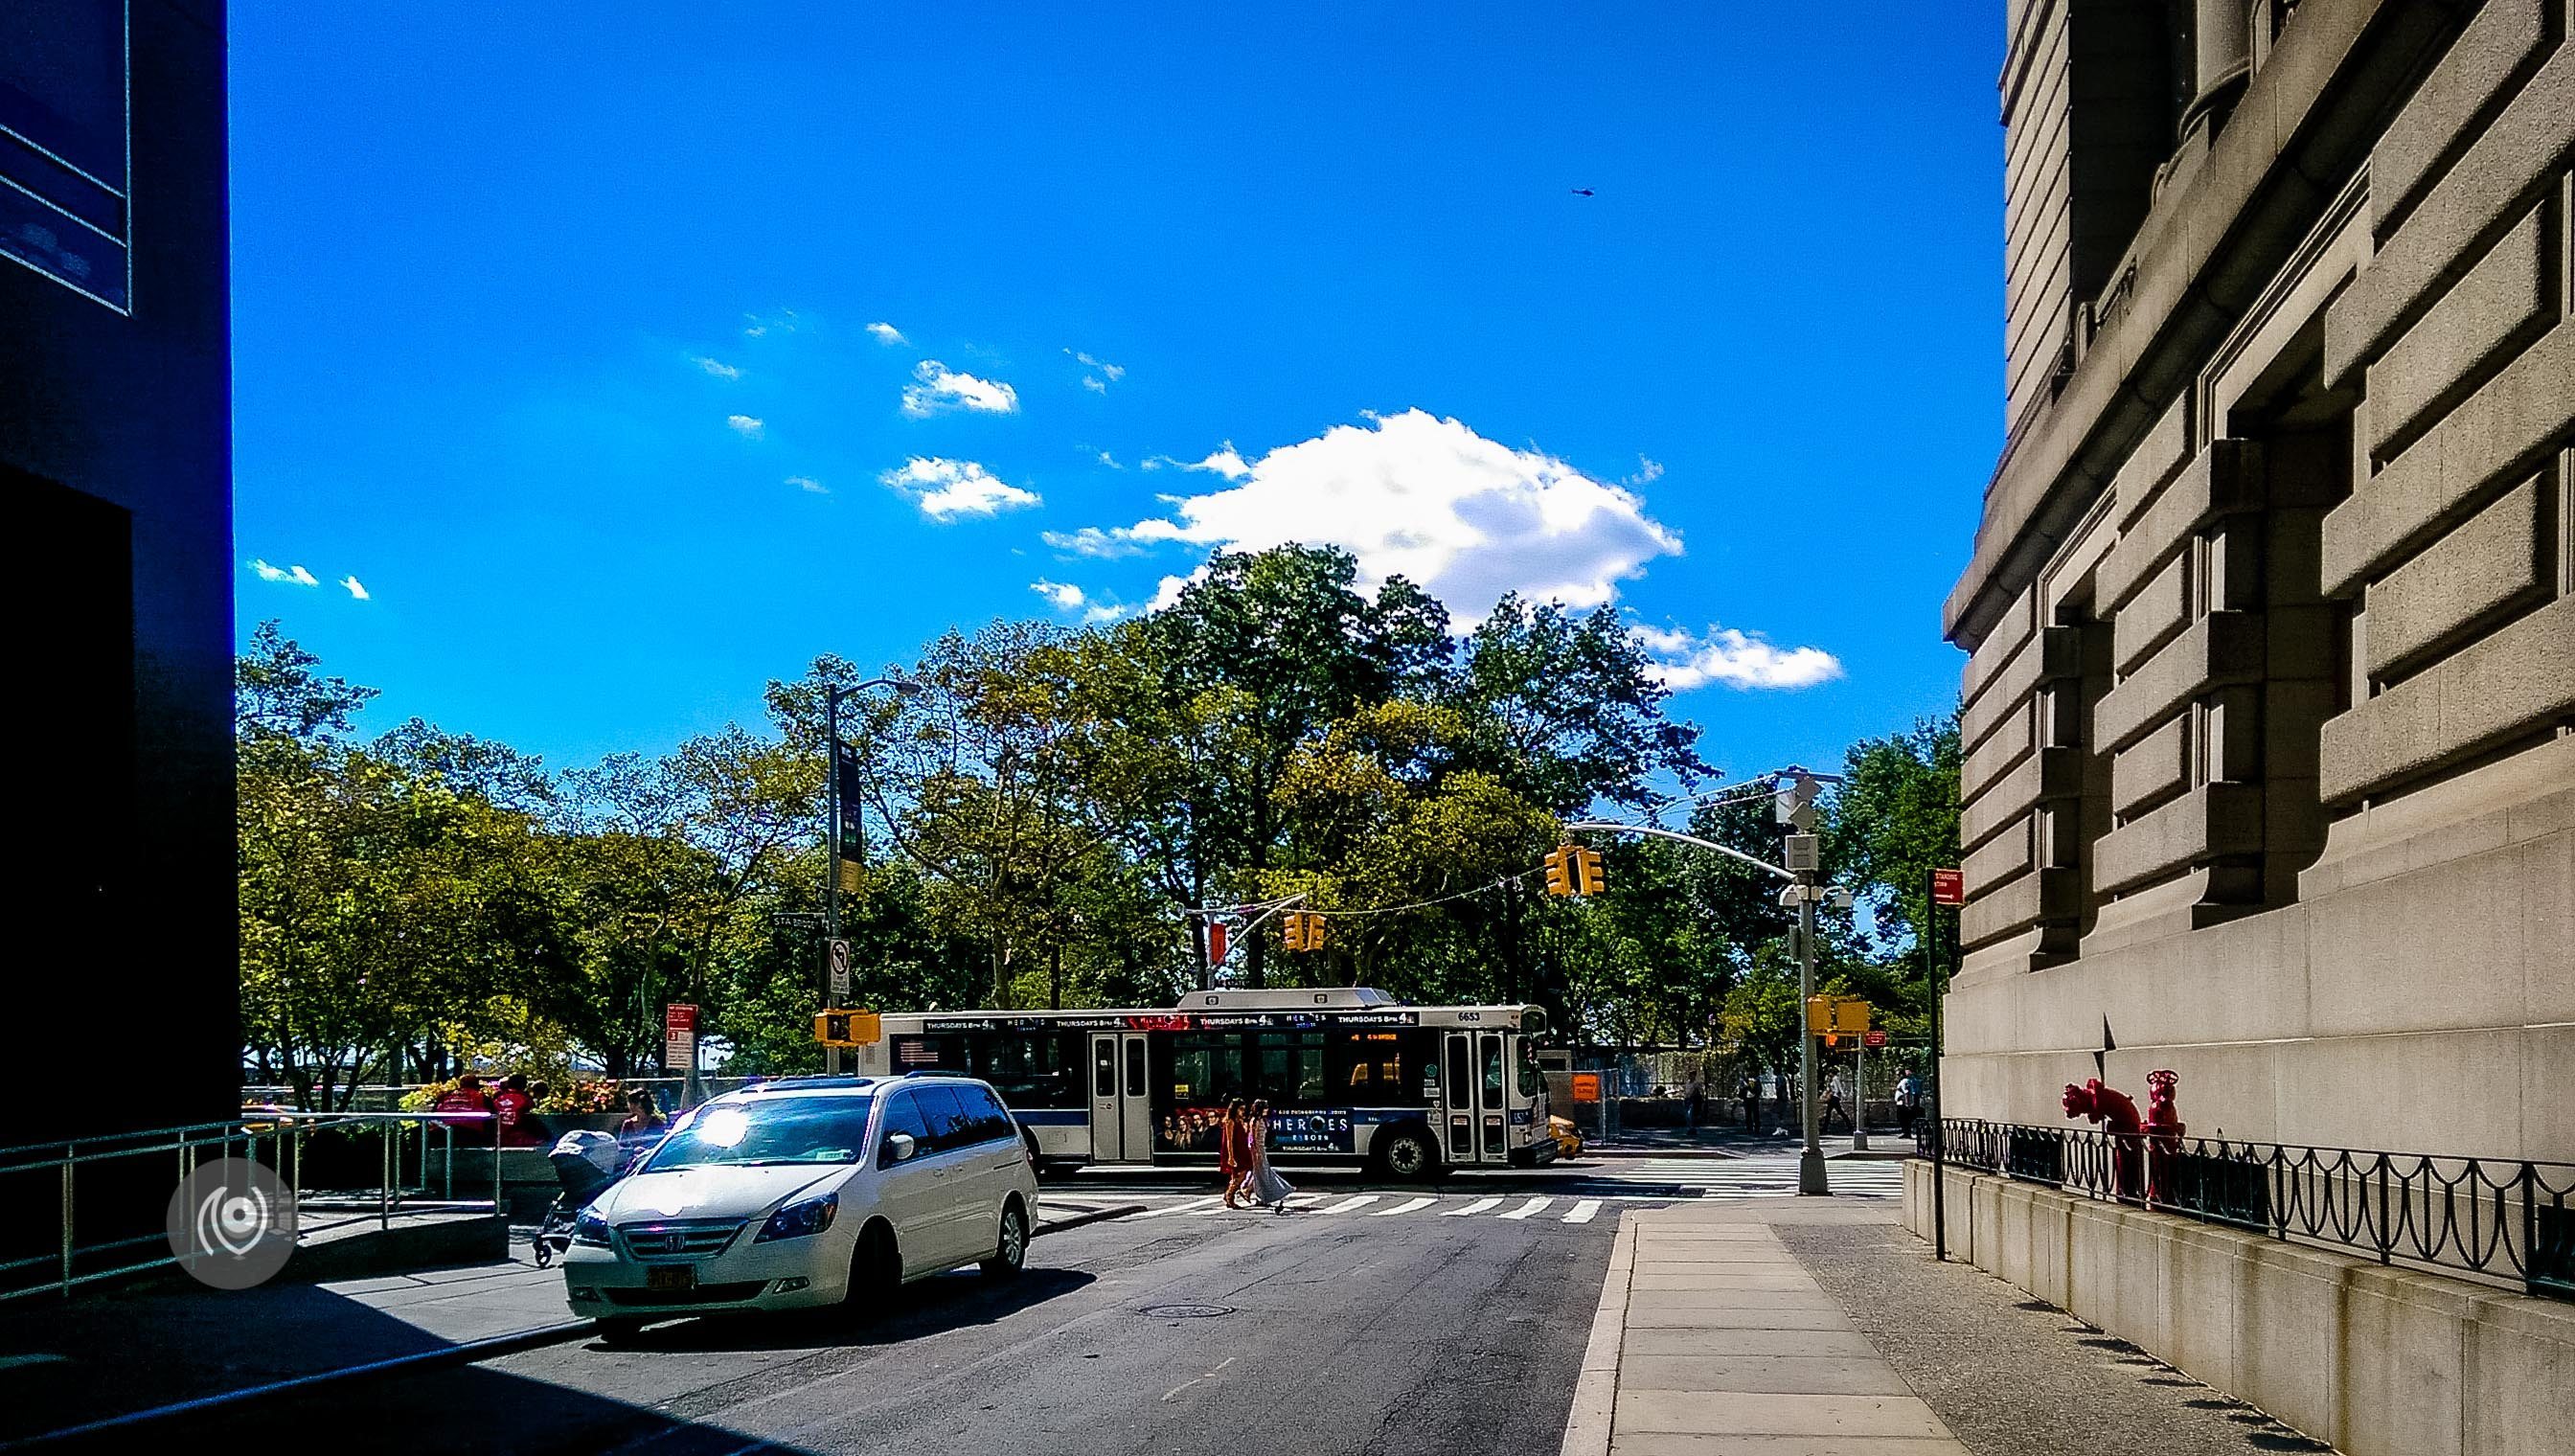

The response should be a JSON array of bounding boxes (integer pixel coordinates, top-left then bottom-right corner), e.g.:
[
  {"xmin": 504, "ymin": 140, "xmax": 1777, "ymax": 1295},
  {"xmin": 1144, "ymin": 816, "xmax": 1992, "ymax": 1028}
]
[
  {"xmin": 1550, "ymin": 1114, "xmax": 1584, "ymax": 1160},
  {"xmin": 558, "ymin": 1073, "xmax": 1037, "ymax": 1335}
]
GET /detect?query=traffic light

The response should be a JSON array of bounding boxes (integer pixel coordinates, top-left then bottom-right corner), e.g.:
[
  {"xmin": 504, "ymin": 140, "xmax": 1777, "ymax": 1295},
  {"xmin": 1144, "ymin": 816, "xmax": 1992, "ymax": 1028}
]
[
  {"xmin": 1575, "ymin": 846, "xmax": 1606, "ymax": 896},
  {"xmin": 1543, "ymin": 846, "xmax": 1573, "ymax": 897},
  {"xmin": 1282, "ymin": 911, "xmax": 1327, "ymax": 950}
]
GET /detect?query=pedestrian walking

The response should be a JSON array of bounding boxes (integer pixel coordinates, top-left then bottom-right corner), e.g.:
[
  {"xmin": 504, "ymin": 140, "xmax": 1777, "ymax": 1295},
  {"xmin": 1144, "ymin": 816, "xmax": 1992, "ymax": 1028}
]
[
  {"xmin": 1246, "ymin": 1099, "xmax": 1294, "ymax": 1212},
  {"xmin": 1738, "ymin": 1071, "xmax": 1761, "ymax": 1133},
  {"xmin": 1219, "ymin": 1099, "xmax": 1252, "ymax": 1208},
  {"xmin": 1823, "ymin": 1072, "xmax": 1850, "ymax": 1134},
  {"xmin": 1895, "ymin": 1073, "xmax": 1922, "ymax": 1137}
]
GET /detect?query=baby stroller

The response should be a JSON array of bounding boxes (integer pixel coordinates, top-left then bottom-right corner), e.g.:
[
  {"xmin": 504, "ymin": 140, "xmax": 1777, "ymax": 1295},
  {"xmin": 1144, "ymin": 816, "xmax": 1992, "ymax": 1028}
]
[{"xmin": 534, "ymin": 1129, "xmax": 627, "ymax": 1268}]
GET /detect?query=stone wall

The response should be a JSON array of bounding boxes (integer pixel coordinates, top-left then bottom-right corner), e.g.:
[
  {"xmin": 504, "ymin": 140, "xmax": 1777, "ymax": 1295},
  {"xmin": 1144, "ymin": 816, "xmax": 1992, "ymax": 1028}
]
[
  {"xmin": 1943, "ymin": 0, "xmax": 2574, "ymax": 1161},
  {"xmin": 1903, "ymin": 1161, "xmax": 2575, "ymax": 1456}
]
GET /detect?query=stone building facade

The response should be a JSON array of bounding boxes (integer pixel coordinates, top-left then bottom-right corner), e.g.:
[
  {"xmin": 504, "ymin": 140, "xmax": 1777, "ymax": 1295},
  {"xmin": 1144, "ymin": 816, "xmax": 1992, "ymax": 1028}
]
[{"xmin": 1945, "ymin": 0, "xmax": 2573, "ymax": 1162}]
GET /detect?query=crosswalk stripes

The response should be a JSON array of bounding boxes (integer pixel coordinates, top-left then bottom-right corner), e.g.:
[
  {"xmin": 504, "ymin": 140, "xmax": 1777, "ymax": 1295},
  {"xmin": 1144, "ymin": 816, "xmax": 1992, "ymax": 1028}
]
[
  {"xmin": 1612, "ymin": 1154, "xmax": 1907, "ymax": 1199},
  {"xmin": 1561, "ymin": 1198, "xmax": 1602, "ymax": 1224},
  {"xmin": 1370, "ymin": 1195, "xmax": 1438, "ymax": 1217},
  {"xmin": 1495, "ymin": 1196, "xmax": 1554, "ymax": 1220},
  {"xmin": 1317, "ymin": 1194, "xmax": 1380, "ymax": 1215},
  {"xmin": 1440, "ymin": 1196, "xmax": 1502, "ymax": 1217}
]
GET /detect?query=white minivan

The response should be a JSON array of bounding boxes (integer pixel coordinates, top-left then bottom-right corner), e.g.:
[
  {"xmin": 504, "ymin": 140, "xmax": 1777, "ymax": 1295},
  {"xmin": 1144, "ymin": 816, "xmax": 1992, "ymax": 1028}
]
[{"xmin": 559, "ymin": 1073, "xmax": 1037, "ymax": 1333}]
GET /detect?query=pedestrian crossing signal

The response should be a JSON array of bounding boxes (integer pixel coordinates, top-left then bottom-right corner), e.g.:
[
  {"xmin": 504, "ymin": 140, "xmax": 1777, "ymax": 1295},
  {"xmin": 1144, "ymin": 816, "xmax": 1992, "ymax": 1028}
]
[{"xmin": 814, "ymin": 1009, "xmax": 882, "ymax": 1047}]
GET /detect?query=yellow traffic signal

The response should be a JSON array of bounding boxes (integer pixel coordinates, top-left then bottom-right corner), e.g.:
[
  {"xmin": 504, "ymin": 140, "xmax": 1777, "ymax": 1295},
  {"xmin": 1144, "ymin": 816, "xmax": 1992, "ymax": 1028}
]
[
  {"xmin": 1305, "ymin": 913, "xmax": 1327, "ymax": 950},
  {"xmin": 1575, "ymin": 846, "xmax": 1606, "ymax": 896},
  {"xmin": 1282, "ymin": 911, "xmax": 1327, "ymax": 950},
  {"xmin": 1543, "ymin": 846, "xmax": 1574, "ymax": 897}
]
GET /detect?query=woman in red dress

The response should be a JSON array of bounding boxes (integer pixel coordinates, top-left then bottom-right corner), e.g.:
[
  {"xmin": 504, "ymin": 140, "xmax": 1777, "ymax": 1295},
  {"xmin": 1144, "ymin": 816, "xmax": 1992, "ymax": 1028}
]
[{"xmin": 1219, "ymin": 1099, "xmax": 1250, "ymax": 1208}]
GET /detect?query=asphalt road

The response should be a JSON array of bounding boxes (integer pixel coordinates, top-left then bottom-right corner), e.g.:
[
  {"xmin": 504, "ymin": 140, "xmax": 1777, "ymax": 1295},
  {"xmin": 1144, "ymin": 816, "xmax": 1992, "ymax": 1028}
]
[{"xmin": 126, "ymin": 1194, "xmax": 1617, "ymax": 1456}]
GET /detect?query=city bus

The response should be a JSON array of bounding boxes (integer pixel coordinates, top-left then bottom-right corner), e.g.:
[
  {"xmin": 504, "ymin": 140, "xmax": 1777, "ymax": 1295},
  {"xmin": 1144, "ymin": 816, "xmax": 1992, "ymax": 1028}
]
[{"xmin": 849, "ymin": 988, "xmax": 1556, "ymax": 1179}]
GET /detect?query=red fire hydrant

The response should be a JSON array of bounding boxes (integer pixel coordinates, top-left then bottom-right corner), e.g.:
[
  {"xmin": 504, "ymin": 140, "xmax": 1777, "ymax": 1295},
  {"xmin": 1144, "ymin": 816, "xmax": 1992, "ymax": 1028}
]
[
  {"xmin": 2142, "ymin": 1069, "xmax": 2185, "ymax": 1202},
  {"xmin": 2062, "ymin": 1078, "xmax": 2145, "ymax": 1199}
]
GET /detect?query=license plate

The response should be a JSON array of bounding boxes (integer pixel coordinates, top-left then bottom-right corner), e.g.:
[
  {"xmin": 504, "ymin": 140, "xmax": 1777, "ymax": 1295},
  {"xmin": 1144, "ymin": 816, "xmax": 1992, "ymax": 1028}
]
[{"xmin": 646, "ymin": 1265, "xmax": 695, "ymax": 1292}]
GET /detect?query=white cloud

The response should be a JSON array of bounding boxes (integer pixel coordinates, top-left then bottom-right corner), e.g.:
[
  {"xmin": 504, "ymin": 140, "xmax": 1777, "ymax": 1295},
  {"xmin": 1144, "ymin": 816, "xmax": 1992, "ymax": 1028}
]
[
  {"xmin": 1040, "ymin": 526, "xmax": 1146, "ymax": 558},
  {"xmin": 694, "ymin": 355, "xmax": 741, "ymax": 380},
  {"xmin": 1629, "ymin": 455, "xmax": 1665, "ymax": 485},
  {"xmin": 1065, "ymin": 409, "xmax": 1682, "ymax": 625},
  {"xmin": 742, "ymin": 309, "xmax": 799, "ymax": 337},
  {"xmin": 900, "ymin": 360, "xmax": 1019, "ymax": 418},
  {"xmin": 1096, "ymin": 451, "xmax": 1124, "ymax": 469},
  {"xmin": 338, "ymin": 576, "xmax": 371, "ymax": 601},
  {"xmin": 726, "ymin": 414, "xmax": 765, "ymax": 439},
  {"xmin": 1066, "ymin": 350, "xmax": 1127, "ymax": 393},
  {"xmin": 1032, "ymin": 579, "xmax": 1129, "ymax": 624},
  {"xmin": 248, "ymin": 559, "xmax": 320, "ymax": 587},
  {"xmin": 1631, "ymin": 624, "xmax": 1843, "ymax": 692},
  {"xmin": 879, "ymin": 457, "xmax": 1041, "ymax": 520},
  {"xmin": 866, "ymin": 322, "xmax": 907, "ymax": 346},
  {"xmin": 786, "ymin": 475, "xmax": 828, "ymax": 494}
]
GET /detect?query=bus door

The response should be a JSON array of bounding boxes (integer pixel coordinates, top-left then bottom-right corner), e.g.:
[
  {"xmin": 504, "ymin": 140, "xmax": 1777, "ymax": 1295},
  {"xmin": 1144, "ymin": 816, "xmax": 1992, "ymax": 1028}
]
[
  {"xmin": 1088, "ymin": 1032, "xmax": 1153, "ymax": 1163},
  {"xmin": 1443, "ymin": 1030, "xmax": 1508, "ymax": 1165}
]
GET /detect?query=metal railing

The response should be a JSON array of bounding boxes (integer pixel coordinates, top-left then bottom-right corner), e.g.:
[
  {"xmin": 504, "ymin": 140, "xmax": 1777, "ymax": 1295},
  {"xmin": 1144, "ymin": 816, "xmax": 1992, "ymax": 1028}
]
[
  {"xmin": 1919, "ymin": 1119, "xmax": 2575, "ymax": 1302},
  {"xmin": 0, "ymin": 1111, "xmax": 504, "ymax": 1302}
]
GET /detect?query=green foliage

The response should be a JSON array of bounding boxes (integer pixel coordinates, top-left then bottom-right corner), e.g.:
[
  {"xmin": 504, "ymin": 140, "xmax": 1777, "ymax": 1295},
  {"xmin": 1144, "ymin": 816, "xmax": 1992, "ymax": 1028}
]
[{"xmin": 236, "ymin": 550, "xmax": 1960, "ymax": 1101}]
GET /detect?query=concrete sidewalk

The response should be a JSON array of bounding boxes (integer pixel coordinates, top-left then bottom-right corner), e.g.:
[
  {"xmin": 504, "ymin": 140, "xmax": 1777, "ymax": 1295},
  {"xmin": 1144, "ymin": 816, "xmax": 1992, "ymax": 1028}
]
[
  {"xmin": 1566, "ymin": 1197, "xmax": 2338, "ymax": 1456},
  {"xmin": 1567, "ymin": 1204, "xmax": 1967, "ymax": 1454}
]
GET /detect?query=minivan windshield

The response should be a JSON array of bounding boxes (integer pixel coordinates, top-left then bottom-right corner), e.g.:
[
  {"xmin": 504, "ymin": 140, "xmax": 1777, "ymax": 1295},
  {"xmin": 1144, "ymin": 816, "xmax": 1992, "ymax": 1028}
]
[{"xmin": 640, "ymin": 1095, "xmax": 876, "ymax": 1171}]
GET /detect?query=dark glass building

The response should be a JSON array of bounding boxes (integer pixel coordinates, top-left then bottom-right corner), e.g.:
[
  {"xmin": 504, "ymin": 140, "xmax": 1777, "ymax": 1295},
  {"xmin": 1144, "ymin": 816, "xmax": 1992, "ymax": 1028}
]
[{"xmin": 3, "ymin": 0, "xmax": 236, "ymax": 1148}]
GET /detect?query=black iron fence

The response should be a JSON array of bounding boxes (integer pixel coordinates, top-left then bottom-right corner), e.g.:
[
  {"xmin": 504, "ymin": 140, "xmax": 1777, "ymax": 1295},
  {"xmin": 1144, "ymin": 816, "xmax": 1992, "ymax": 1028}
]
[{"xmin": 1920, "ymin": 1119, "xmax": 2575, "ymax": 1303}]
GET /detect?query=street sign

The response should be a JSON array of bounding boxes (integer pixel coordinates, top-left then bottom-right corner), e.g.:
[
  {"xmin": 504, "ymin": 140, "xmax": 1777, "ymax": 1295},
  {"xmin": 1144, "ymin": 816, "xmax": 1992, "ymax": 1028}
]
[
  {"xmin": 828, "ymin": 939, "xmax": 852, "ymax": 1000},
  {"xmin": 1775, "ymin": 772, "xmax": 1821, "ymax": 830},
  {"xmin": 1570, "ymin": 1072, "xmax": 1603, "ymax": 1103},
  {"xmin": 1930, "ymin": 868, "xmax": 1965, "ymax": 906},
  {"xmin": 1864, "ymin": 1030, "xmax": 1888, "ymax": 1049},
  {"xmin": 1208, "ymin": 921, "xmax": 1230, "ymax": 966},
  {"xmin": 664, "ymin": 1003, "xmax": 697, "ymax": 1070}
]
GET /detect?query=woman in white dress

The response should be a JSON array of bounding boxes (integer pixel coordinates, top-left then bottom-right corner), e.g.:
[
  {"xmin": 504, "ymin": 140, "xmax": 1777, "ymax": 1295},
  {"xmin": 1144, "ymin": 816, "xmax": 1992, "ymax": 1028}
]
[{"xmin": 1247, "ymin": 1100, "xmax": 1294, "ymax": 1212}]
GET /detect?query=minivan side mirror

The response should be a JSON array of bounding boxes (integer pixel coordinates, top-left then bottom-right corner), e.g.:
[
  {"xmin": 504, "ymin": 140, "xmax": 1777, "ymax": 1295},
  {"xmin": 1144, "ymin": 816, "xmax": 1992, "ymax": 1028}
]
[{"xmin": 882, "ymin": 1131, "xmax": 918, "ymax": 1165}]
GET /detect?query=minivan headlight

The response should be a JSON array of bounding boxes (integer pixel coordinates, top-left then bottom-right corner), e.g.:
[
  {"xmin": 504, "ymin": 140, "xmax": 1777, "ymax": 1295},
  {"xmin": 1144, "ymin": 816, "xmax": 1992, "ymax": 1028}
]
[
  {"xmin": 573, "ymin": 1209, "xmax": 613, "ymax": 1247},
  {"xmin": 754, "ymin": 1193, "xmax": 839, "ymax": 1242}
]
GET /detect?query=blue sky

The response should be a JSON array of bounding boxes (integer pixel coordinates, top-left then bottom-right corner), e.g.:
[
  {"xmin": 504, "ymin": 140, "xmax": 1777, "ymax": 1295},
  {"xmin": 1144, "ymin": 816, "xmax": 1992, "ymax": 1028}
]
[{"xmin": 229, "ymin": 6, "xmax": 2005, "ymax": 783}]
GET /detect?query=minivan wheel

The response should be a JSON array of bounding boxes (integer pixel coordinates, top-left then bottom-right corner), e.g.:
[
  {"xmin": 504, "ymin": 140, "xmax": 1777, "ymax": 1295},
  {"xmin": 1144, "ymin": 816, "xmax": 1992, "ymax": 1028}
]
[
  {"xmin": 845, "ymin": 1221, "xmax": 900, "ymax": 1313},
  {"xmin": 1374, "ymin": 1127, "xmax": 1438, "ymax": 1182},
  {"xmin": 981, "ymin": 1202, "xmax": 1028, "ymax": 1278}
]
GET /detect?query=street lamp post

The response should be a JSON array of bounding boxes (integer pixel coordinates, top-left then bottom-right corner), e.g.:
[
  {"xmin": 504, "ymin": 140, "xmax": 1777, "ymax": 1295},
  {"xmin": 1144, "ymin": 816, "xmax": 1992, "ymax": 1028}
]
[{"xmin": 823, "ymin": 675, "xmax": 919, "ymax": 1074}]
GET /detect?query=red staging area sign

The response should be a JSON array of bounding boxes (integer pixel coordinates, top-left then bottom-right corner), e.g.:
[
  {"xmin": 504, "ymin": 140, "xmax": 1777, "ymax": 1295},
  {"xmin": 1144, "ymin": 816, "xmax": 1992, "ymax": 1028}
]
[{"xmin": 1930, "ymin": 869, "xmax": 1965, "ymax": 906}]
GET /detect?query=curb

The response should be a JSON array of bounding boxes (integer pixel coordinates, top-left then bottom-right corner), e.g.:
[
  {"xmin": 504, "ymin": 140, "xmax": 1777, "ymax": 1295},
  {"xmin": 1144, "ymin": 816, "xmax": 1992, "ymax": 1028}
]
[
  {"xmin": 1558, "ymin": 1208, "xmax": 1635, "ymax": 1456},
  {"xmin": 0, "ymin": 1319, "xmax": 598, "ymax": 1450}
]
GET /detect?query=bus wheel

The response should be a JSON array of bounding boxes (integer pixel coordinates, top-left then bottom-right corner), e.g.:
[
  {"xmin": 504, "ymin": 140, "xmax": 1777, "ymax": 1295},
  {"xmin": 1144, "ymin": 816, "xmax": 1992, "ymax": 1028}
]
[{"xmin": 1374, "ymin": 1126, "xmax": 1438, "ymax": 1182}]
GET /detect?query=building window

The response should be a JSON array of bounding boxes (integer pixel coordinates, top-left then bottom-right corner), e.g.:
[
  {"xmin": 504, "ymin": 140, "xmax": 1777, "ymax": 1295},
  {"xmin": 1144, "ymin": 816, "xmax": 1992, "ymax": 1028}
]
[{"xmin": 0, "ymin": 0, "xmax": 129, "ymax": 309}]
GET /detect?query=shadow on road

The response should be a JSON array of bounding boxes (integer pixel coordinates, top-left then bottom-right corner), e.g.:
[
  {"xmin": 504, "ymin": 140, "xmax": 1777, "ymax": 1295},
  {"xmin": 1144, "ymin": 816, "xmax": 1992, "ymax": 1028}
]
[{"xmin": 581, "ymin": 1266, "xmax": 1096, "ymax": 1355}]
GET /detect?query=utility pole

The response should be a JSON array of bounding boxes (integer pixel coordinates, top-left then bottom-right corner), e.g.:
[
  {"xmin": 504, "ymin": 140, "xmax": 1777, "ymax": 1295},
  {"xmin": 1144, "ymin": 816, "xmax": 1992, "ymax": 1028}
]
[
  {"xmin": 1776, "ymin": 766, "xmax": 1834, "ymax": 1196},
  {"xmin": 822, "ymin": 675, "xmax": 920, "ymax": 1074},
  {"xmin": 824, "ymin": 686, "xmax": 843, "ymax": 1076}
]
